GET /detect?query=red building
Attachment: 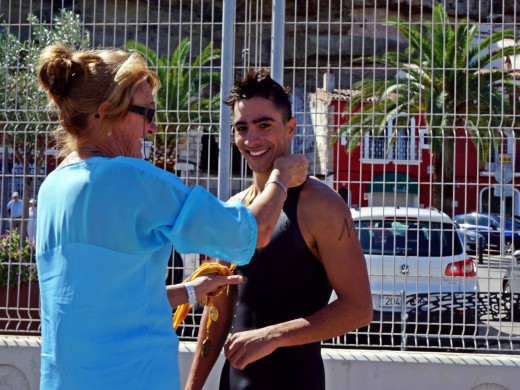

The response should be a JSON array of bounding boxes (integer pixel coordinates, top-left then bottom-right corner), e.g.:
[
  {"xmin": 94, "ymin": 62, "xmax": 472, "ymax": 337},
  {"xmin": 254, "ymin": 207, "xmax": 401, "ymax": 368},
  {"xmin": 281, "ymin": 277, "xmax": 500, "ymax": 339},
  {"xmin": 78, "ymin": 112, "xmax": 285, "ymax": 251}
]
[{"xmin": 311, "ymin": 89, "xmax": 520, "ymax": 218}]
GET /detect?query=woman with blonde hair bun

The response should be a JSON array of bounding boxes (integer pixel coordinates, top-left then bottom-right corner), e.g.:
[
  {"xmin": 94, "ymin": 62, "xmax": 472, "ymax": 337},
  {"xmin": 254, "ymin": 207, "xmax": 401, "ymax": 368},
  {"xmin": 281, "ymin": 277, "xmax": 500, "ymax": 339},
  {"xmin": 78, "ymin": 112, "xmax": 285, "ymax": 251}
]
[{"xmin": 36, "ymin": 43, "xmax": 308, "ymax": 390}]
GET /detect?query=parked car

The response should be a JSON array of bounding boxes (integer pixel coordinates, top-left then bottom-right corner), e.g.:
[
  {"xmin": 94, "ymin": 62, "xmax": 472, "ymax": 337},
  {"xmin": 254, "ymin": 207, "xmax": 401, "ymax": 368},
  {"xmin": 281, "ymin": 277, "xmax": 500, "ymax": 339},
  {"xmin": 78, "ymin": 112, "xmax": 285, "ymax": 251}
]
[
  {"xmin": 502, "ymin": 249, "xmax": 520, "ymax": 320},
  {"xmin": 453, "ymin": 212, "xmax": 520, "ymax": 253},
  {"xmin": 348, "ymin": 207, "xmax": 479, "ymax": 347},
  {"xmin": 455, "ymin": 223, "xmax": 486, "ymax": 263}
]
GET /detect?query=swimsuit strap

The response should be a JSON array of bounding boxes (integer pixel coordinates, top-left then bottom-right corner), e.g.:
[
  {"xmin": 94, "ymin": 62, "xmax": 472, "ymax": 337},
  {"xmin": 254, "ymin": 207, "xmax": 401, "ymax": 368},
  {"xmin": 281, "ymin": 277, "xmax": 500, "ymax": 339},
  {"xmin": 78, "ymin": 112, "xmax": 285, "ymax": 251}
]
[{"xmin": 244, "ymin": 187, "xmax": 254, "ymax": 207}]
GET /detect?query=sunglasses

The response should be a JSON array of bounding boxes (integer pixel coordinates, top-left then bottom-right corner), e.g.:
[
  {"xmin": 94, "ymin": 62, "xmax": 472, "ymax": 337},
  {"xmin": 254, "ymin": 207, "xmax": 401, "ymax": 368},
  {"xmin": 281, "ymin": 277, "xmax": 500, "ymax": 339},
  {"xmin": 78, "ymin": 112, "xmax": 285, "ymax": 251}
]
[{"xmin": 128, "ymin": 105, "xmax": 155, "ymax": 123}]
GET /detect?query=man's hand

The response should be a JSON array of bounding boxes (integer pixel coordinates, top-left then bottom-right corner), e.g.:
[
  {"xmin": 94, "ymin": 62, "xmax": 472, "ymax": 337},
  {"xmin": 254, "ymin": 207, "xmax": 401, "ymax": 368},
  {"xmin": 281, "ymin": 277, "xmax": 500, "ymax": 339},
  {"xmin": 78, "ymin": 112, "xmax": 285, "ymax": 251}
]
[
  {"xmin": 271, "ymin": 154, "xmax": 309, "ymax": 189},
  {"xmin": 223, "ymin": 328, "xmax": 277, "ymax": 370}
]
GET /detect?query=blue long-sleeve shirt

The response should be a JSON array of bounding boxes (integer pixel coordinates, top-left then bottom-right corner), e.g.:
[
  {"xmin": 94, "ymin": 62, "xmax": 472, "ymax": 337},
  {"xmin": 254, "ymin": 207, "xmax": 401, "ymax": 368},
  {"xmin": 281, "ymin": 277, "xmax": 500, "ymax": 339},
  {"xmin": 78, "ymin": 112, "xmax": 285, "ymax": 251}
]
[{"xmin": 36, "ymin": 156, "xmax": 257, "ymax": 390}]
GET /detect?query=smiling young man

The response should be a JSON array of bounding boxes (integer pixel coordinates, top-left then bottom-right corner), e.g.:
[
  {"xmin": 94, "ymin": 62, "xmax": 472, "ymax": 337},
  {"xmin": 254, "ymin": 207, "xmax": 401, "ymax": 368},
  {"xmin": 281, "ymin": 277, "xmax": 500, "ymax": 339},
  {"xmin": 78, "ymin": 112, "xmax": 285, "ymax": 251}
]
[{"xmin": 186, "ymin": 69, "xmax": 373, "ymax": 390}]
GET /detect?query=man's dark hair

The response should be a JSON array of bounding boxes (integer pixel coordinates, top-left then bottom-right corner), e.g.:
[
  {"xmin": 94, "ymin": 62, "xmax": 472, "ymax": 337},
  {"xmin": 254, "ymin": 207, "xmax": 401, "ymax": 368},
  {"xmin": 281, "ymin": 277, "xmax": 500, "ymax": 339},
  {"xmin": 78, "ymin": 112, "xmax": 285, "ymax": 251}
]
[{"xmin": 224, "ymin": 68, "xmax": 292, "ymax": 122}]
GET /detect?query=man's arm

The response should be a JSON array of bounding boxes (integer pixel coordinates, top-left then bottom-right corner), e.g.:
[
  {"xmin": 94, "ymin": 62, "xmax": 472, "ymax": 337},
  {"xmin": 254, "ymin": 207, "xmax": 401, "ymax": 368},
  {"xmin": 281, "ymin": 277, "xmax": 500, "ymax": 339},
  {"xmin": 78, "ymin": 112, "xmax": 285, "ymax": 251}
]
[
  {"xmin": 185, "ymin": 188, "xmax": 250, "ymax": 389},
  {"xmin": 185, "ymin": 259, "xmax": 238, "ymax": 390},
  {"xmin": 223, "ymin": 179, "xmax": 373, "ymax": 370}
]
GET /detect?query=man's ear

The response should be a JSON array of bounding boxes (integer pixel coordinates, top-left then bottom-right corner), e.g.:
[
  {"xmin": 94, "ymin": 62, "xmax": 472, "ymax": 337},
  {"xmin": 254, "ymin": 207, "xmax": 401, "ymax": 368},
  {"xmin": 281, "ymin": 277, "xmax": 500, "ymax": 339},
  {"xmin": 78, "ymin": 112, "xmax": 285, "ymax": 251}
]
[{"xmin": 286, "ymin": 117, "xmax": 297, "ymax": 140}]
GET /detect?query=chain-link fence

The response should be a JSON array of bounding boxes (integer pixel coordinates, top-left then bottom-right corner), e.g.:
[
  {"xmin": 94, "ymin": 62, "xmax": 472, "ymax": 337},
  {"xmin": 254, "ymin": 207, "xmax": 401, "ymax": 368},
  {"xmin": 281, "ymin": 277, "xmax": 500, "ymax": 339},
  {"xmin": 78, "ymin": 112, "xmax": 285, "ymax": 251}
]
[{"xmin": 1, "ymin": 0, "xmax": 519, "ymax": 354}]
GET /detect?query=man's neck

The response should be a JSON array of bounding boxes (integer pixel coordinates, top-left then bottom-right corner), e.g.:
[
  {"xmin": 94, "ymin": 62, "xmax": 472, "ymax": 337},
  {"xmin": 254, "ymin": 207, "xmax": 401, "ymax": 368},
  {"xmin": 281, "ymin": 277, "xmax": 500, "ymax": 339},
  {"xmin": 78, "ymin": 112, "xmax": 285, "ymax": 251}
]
[{"xmin": 252, "ymin": 171, "xmax": 272, "ymax": 195}]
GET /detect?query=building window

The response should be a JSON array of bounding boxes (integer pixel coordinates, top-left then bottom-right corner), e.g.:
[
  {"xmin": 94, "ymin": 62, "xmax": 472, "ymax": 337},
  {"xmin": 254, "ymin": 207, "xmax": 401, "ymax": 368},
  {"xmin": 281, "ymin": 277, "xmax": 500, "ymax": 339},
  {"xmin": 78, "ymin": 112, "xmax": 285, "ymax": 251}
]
[
  {"xmin": 362, "ymin": 115, "xmax": 419, "ymax": 163},
  {"xmin": 484, "ymin": 129, "xmax": 517, "ymax": 172}
]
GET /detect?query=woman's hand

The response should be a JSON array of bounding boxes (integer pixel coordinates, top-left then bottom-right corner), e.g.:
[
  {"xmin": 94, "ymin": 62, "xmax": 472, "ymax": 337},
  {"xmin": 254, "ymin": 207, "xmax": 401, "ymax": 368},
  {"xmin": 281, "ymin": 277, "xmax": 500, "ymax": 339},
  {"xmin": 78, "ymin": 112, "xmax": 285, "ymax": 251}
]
[
  {"xmin": 190, "ymin": 271, "xmax": 243, "ymax": 301},
  {"xmin": 167, "ymin": 266, "xmax": 243, "ymax": 308},
  {"xmin": 272, "ymin": 154, "xmax": 309, "ymax": 189}
]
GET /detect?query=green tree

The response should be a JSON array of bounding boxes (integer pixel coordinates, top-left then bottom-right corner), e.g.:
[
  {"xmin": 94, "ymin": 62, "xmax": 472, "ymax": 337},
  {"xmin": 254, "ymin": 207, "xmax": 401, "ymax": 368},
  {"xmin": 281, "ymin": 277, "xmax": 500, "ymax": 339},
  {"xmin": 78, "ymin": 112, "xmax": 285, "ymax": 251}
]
[
  {"xmin": 0, "ymin": 9, "xmax": 90, "ymax": 236},
  {"xmin": 340, "ymin": 3, "xmax": 520, "ymax": 216},
  {"xmin": 126, "ymin": 38, "xmax": 221, "ymax": 169}
]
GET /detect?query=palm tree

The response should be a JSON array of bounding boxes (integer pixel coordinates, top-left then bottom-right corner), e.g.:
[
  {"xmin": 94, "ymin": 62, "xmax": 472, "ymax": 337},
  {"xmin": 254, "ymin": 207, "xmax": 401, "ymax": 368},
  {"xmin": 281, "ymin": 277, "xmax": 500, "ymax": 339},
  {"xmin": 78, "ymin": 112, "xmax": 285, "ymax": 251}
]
[
  {"xmin": 126, "ymin": 39, "xmax": 221, "ymax": 170},
  {"xmin": 340, "ymin": 3, "xmax": 520, "ymax": 216}
]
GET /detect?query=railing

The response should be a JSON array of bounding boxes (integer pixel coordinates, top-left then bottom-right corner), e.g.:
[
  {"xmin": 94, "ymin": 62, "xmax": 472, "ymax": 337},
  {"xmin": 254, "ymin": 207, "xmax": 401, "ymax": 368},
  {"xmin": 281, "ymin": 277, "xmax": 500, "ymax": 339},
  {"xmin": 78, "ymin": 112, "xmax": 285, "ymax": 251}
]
[{"xmin": 1, "ymin": 0, "xmax": 519, "ymax": 356}]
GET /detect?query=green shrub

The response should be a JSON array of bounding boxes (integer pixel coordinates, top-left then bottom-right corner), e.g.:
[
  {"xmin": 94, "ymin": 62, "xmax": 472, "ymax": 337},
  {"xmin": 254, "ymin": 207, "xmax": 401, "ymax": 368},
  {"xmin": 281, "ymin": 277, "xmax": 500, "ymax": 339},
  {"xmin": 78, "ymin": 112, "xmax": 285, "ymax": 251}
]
[{"xmin": 0, "ymin": 229, "xmax": 37, "ymax": 289}]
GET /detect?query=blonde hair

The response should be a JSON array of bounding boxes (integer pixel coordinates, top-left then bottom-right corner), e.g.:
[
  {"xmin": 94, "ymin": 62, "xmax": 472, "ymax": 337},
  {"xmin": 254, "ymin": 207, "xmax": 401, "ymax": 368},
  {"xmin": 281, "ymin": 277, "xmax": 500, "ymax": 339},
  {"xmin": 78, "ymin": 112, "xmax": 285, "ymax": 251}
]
[{"xmin": 38, "ymin": 42, "xmax": 160, "ymax": 155}]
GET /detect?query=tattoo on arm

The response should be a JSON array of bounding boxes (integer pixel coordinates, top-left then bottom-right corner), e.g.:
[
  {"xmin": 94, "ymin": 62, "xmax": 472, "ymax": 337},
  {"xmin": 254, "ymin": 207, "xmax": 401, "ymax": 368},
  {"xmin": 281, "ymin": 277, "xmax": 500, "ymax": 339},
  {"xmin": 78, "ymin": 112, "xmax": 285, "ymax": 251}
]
[{"xmin": 338, "ymin": 218, "xmax": 356, "ymax": 240}]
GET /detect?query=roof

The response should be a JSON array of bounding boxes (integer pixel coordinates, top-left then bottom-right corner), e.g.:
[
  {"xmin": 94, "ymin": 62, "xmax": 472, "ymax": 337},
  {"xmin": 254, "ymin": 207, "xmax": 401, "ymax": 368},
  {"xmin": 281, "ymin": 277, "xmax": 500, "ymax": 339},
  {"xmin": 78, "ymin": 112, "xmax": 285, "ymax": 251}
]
[
  {"xmin": 314, "ymin": 88, "xmax": 376, "ymax": 104},
  {"xmin": 351, "ymin": 207, "xmax": 452, "ymax": 223}
]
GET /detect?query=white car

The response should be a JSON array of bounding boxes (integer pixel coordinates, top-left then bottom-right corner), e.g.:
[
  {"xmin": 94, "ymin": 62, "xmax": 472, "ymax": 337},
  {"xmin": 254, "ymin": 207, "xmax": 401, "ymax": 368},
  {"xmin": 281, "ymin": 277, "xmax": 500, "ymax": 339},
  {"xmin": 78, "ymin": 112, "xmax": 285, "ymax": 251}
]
[{"xmin": 350, "ymin": 207, "xmax": 479, "ymax": 346}]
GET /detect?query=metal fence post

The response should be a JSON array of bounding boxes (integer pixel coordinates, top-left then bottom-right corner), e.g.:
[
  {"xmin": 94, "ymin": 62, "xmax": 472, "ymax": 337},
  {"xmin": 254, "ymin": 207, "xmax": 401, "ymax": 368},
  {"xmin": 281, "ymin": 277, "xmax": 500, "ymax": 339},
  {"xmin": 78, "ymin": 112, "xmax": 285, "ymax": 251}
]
[
  {"xmin": 271, "ymin": 0, "xmax": 285, "ymax": 85},
  {"xmin": 218, "ymin": 0, "xmax": 236, "ymax": 201},
  {"xmin": 400, "ymin": 290, "xmax": 407, "ymax": 351},
  {"xmin": 1, "ymin": 148, "xmax": 8, "ymax": 232}
]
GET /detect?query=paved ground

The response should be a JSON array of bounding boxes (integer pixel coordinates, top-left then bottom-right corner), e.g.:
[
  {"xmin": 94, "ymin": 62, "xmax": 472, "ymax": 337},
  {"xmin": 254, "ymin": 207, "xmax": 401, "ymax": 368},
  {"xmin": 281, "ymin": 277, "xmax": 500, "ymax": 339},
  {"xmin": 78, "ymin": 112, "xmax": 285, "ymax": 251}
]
[{"xmin": 475, "ymin": 252, "xmax": 520, "ymax": 352}]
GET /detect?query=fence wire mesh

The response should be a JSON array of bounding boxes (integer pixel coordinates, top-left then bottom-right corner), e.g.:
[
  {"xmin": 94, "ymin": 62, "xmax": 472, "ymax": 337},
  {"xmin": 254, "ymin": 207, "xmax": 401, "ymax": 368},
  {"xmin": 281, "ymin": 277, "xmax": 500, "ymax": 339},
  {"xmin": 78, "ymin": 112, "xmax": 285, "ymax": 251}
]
[{"xmin": 0, "ymin": 0, "xmax": 519, "ymax": 354}]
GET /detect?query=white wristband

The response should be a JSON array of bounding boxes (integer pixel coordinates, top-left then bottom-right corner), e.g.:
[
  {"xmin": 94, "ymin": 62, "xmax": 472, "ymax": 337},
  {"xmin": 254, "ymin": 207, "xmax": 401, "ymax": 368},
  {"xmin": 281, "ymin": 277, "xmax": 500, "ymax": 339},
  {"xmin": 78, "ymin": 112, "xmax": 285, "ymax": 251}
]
[
  {"xmin": 185, "ymin": 282, "xmax": 197, "ymax": 305},
  {"xmin": 264, "ymin": 180, "xmax": 288, "ymax": 200}
]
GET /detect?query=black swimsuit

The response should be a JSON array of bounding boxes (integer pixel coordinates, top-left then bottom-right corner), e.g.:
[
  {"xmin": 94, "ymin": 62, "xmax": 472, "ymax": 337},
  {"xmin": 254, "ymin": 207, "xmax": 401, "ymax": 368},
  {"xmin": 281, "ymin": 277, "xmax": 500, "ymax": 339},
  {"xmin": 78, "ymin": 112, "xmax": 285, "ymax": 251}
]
[{"xmin": 219, "ymin": 182, "xmax": 332, "ymax": 390}]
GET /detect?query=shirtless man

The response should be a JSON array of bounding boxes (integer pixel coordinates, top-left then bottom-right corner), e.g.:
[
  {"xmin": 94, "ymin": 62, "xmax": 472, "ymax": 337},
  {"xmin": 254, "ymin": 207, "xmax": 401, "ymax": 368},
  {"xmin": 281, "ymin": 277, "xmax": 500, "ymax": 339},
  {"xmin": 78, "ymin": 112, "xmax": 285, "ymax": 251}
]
[{"xmin": 186, "ymin": 69, "xmax": 373, "ymax": 390}]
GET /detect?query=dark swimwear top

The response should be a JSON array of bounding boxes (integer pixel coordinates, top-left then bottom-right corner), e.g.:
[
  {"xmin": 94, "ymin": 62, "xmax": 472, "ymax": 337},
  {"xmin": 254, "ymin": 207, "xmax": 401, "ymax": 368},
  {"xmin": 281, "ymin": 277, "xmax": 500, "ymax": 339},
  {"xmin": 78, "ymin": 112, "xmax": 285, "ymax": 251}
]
[{"xmin": 220, "ymin": 181, "xmax": 333, "ymax": 390}]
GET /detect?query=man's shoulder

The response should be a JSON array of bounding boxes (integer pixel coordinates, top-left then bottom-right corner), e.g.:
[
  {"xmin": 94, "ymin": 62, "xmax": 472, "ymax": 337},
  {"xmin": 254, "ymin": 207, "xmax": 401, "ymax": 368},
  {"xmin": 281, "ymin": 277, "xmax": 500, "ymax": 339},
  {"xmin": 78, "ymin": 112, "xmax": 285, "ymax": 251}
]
[
  {"xmin": 299, "ymin": 177, "xmax": 351, "ymax": 219},
  {"xmin": 301, "ymin": 177, "xmax": 341, "ymax": 203},
  {"xmin": 228, "ymin": 187, "xmax": 250, "ymax": 205}
]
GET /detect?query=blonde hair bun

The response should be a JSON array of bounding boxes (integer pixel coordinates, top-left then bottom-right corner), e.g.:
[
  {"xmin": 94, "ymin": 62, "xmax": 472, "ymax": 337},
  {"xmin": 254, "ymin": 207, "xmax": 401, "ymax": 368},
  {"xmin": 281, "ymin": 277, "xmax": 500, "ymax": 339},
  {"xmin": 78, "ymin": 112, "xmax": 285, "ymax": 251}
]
[{"xmin": 38, "ymin": 42, "xmax": 86, "ymax": 98}]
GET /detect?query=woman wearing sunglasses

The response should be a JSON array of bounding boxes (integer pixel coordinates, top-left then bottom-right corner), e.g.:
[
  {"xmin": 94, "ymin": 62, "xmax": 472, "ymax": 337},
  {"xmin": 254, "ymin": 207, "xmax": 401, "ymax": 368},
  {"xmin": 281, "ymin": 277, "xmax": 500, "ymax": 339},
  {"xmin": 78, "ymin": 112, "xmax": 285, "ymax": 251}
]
[{"xmin": 36, "ymin": 43, "xmax": 308, "ymax": 390}]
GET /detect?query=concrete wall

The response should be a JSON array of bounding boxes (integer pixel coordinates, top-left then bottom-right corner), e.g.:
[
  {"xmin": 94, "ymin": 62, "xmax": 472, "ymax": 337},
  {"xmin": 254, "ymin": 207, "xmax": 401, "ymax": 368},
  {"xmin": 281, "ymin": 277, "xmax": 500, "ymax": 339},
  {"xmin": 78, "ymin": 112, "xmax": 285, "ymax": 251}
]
[
  {"xmin": 3, "ymin": 336, "xmax": 519, "ymax": 390},
  {"xmin": 308, "ymin": 89, "xmax": 338, "ymax": 176},
  {"xmin": 0, "ymin": 337, "xmax": 41, "ymax": 390}
]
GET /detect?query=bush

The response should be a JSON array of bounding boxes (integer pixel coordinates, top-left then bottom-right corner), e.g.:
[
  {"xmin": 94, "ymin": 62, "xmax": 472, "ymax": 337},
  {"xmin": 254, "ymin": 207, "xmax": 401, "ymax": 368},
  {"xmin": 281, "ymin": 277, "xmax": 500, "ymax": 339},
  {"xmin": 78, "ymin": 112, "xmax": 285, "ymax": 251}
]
[{"xmin": 0, "ymin": 229, "xmax": 37, "ymax": 289}]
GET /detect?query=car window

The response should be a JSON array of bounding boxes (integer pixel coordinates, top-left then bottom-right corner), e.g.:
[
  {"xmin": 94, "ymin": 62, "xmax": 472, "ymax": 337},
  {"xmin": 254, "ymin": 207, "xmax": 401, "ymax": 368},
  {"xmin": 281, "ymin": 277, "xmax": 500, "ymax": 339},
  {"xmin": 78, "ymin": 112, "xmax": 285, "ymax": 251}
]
[
  {"xmin": 477, "ymin": 215, "xmax": 489, "ymax": 226},
  {"xmin": 500, "ymin": 218, "xmax": 518, "ymax": 230},
  {"xmin": 466, "ymin": 215, "xmax": 476, "ymax": 225},
  {"xmin": 357, "ymin": 219, "xmax": 463, "ymax": 256}
]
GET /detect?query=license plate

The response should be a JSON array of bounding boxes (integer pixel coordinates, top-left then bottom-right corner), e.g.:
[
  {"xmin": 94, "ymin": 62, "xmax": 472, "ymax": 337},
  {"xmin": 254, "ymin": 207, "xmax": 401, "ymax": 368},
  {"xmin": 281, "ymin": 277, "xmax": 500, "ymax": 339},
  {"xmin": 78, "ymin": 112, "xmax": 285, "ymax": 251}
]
[{"xmin": 379, "ymin": 295, "xmax": 402, "ymax": 308}]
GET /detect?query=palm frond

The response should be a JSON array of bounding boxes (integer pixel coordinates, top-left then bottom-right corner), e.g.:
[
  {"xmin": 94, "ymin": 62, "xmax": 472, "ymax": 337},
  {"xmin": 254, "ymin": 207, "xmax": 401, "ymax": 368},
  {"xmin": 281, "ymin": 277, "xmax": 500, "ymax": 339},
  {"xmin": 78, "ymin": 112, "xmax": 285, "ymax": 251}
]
[
  {"xmin": 126, "ymin": 38, "xmax": 221, "ymax": 145},
  {"xmin": 387, "ymin": 17, "xmax": 430, "ymax": 64},
  {"xmin": 430, "ymin": 3, "xmax": 455, "ymax": 69}
]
